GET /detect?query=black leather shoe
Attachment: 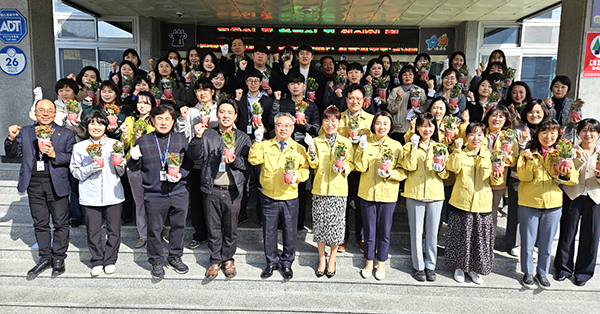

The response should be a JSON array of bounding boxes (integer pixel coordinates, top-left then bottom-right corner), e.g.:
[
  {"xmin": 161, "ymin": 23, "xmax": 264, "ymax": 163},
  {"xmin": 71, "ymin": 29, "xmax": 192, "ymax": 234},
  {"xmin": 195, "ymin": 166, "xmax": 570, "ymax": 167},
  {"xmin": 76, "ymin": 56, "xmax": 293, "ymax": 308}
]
[
  {"xmin": 574, "ymin": 278, "xmax": 587, "ymax": 287},
  {"xmin": 282, "ymin": 267, "xmax": 293, "ymax": 279},
  {"xmin": 52, "ymin": 260, "xmax": 65, "ymax": 277},
  {"xmin": 554, "ymin": 274, "xmax": 569, "ymax": 281},
  {"xmin": 27, "ymin": 260, "xmax": 51, "ymax": 277},
  {"xmin": 260, "ymin": 265, "xmax": 278, "ymax": 278}
]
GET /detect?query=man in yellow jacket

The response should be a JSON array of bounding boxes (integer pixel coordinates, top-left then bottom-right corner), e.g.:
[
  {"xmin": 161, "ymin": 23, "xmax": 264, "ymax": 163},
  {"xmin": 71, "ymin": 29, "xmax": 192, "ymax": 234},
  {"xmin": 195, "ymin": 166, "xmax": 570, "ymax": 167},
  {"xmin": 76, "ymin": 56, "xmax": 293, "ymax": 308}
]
[{"xmin": 248, "ymin": 112, "xmax": 309, "ymax": 279}]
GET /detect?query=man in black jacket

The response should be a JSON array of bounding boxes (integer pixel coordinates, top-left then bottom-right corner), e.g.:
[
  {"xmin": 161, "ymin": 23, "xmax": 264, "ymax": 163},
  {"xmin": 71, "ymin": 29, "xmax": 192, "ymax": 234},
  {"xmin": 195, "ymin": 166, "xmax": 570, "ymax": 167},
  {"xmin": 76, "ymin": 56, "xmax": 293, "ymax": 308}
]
[
  {"xmin": 285, "ymin": 44, "xmax": 327, "ymax": 114},
  {"xmin": 219, "ymin": 37, "xmax": 252, "ymax": 95},
  {"xmin": 187, "ymin": 99, "xmax": 251, "ymax": 279}
]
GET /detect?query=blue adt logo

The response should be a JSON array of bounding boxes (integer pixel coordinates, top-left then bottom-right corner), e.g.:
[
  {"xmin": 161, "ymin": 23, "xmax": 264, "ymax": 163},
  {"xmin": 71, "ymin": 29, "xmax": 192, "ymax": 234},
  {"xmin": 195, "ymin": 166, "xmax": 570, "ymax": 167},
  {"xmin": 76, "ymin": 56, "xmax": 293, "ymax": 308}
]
[{"xmin": 0, "ymin": 9, "xmax": 28, "ymax": 44}]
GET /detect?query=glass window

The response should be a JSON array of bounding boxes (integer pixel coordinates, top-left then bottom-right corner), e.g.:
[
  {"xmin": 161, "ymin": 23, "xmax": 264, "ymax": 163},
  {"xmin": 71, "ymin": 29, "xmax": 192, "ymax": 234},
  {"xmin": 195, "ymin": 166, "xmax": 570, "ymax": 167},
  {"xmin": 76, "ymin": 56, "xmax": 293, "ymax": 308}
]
[
  {"xmin": 520, "ymin": 56, "xmax": 557, "ymax": 99},
  {"xmin": 59, "ymin": 48, "xmax": 96, "ymax": 78},
  {"xmin": 523, "ymin": 26, "xmax": 560, "ymax": 45},
  {"xmin": 57, "ymin": 19, "xmax": 96, "ymax": 39},
  {"xmin": 98, "ymin": 21, "xmax": 133, "ymax": 39},
  {"xmin": 483, "ymin": 27, "xmax": 520, "ymax": 45},
  {"xmin": 531, "ymin": 7, "xmax": 561, "ymax": 20},
  {"xmin": 99, "ymin": 49, "xmax": 126, "ymax": 79}
]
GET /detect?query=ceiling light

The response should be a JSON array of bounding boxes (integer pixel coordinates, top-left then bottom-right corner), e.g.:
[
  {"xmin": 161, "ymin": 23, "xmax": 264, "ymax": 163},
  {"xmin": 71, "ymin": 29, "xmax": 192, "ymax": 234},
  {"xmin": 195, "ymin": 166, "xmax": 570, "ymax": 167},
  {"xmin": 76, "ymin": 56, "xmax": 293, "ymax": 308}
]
[{"xmin": 302, "ymin": 7, "xmax": 313, "ymax": 14}]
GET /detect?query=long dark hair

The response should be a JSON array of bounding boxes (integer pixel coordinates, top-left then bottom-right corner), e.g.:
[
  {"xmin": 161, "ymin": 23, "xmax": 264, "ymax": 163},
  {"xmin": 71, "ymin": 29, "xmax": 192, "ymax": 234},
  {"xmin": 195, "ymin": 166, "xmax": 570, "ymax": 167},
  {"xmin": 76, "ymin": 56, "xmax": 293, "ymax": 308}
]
[
  {"xmin": 415, "ymin": 112, "xmax": 439, "ymax": 143},
  {"xmin": 474, "ymin": 77, "xmax": 498, "ymax": 104},
  {"xmin": 527, "ymin": 119, "xmax": 562, "ymax": 152},
  {"xmin": 132, "ymin": 91, "xmax": 156, "ymax": 120},
  {"xmin": 505, "ymin": 81, "xmax": 533, "ymax": 108},
  {"xmin": 520, "ymin": 99, "xmax": 549, "ymax": 130},
  {"xmin": 427, "ymin": 96, "xmax": 450, "ymax": 120},
  {"xmin": 164, "ymin": 50, "xmax": 183, "ymax": 75},
  {"xmin": 95, "ymin": 80, "xmax": 123, "ymax": 108},
  {"xmin": 76, "ymin": 66, "xmax": 101, "ymax": 88}
]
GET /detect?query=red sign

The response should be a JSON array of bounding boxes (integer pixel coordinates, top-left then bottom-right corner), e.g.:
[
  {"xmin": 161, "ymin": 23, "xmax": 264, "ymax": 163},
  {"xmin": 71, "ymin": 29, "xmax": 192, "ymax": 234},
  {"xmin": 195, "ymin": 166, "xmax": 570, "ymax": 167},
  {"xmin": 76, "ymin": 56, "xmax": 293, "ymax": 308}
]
[{"xmin": 583, "ymin": 32, "xmax": 600, "ymax": 78}]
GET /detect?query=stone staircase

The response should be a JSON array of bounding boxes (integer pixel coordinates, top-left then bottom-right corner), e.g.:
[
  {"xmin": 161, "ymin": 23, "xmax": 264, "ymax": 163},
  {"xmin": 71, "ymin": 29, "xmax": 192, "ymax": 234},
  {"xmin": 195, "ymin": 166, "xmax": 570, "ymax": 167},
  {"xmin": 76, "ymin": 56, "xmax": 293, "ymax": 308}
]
[{"xmin": 0, "ymin": 162, "xmax": 599, "ymax": 313}]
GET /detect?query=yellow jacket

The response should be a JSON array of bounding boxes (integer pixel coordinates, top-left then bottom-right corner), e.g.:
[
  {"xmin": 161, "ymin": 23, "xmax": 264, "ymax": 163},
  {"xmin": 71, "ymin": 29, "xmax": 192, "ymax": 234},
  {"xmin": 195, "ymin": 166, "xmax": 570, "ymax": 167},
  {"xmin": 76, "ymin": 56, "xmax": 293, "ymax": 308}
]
[
  {"xmin": 447, "ymin": 146, "xmax": 493, "ymax": 213},
  {"xmin": 354, "ymin": 134, "xmax": 406, "ymax": 202},
  {"xmin": 401, "ymin": 142, "xmax": 449, "ymax": 201},
  {"xmin": 121, "ymin": 116, "xmax": 155, "ymax": 160},
  {"xmin": 248, "ymin": 138, "xmax": 310, "ymax": 200},
  {"xmin": 309, "ymin": 134, "xmax": 354, "ymax": 197},
  {"xmin": 483, "ymin": 130, "xmax": 519, "ymax": 187},
  {"xmin": 517, "ymin": 150, "xmax": 579, "ymax": 209},
  {"xmin": 337, "ymin": 109, "xmax": 374, "ymax": 138}
]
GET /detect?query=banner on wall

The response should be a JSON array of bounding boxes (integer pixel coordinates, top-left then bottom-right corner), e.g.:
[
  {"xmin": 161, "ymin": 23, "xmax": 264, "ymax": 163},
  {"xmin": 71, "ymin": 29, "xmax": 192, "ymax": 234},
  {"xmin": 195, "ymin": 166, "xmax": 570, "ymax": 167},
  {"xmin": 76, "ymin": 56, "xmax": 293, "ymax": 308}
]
[
  {"xmin": 160, "ymin": 23, "xmax": 196, "ymax": 51},
  {"xmin": 583, "ymin": 32, "xmax": 600, "ymax": 78},
  {"xmin": 419, "ymin": 28, "xmax": 455, "ymax": 55}
]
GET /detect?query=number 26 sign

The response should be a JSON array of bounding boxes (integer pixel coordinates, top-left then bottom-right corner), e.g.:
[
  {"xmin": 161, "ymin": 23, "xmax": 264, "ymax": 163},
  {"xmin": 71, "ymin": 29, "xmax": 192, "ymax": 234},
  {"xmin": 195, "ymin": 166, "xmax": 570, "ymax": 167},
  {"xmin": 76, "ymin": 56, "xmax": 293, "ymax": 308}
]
[{"xmin": 0, "ymin": 45, "xmax": 26, "ymax": 76}]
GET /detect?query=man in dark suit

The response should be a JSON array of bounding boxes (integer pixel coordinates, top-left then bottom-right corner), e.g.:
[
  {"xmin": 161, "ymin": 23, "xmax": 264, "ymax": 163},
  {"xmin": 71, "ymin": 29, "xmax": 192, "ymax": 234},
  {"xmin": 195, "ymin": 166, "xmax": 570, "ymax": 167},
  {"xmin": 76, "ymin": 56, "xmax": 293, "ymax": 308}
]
[
  {"xmin": 5, "ymin": 99, "xmax": 75, "ymax": 278},
  {"xmin": 285, "ymin": 44, "xmax": 327, "ymax": 114},
  {"xmin": 219, "ymin": 37, "xmax": 252, "ymax": 95}
]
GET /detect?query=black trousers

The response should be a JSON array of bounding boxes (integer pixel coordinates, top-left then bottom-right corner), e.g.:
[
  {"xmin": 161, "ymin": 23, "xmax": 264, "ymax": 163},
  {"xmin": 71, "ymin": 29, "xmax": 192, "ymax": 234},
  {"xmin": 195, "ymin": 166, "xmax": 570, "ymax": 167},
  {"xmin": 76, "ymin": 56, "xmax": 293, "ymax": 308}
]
[
  {"xmin": 261, "ymin": 193, "xmax": 298, "ymax": 268},
  {"xmin": 188, "ymin": 169, "xmax": 207, "ymax": 242},
  {"xmin": 203, "ymin": 186, "xmax": 241, "ymax": 264},
  {"xmin": 555, "ymin": 194, "xmax": 600, "ymax": 282},
  {"xmin": 82, "ymin": 203, "xmax": 123, "ymax": 267},
  {"xmin": 145, "ymin": 191, "xmax": 189, "ymax": 265},
  {"xmin": 344, "ymin": 171, "xmax": 363, "ymax": 242},
  {"xmin": 27, "ymin": 177, "xmax": 70, "ymax": 262},
  {"xmin": 297, "ymin": 181, "xmax": 307, "ymax": 229},
  {"xmin": 241, "ymin": 164, "xmax": 262, "ymax": 220},
  {"xmin": 505, "ymin": 176, "xmax": 521, "ymax": 250},
  {"xmin": 119, "ymin": 171, "xmax": 135, "ymax": 223}
]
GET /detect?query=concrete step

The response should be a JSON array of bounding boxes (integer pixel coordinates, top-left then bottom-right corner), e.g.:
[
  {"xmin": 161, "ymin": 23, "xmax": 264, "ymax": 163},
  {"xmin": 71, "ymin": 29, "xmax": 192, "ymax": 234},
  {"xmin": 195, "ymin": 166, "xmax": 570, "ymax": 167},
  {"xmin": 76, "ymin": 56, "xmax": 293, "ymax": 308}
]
[{"xmin": 0, "ymin": 163, "xmax": 20, "ymax": 180}]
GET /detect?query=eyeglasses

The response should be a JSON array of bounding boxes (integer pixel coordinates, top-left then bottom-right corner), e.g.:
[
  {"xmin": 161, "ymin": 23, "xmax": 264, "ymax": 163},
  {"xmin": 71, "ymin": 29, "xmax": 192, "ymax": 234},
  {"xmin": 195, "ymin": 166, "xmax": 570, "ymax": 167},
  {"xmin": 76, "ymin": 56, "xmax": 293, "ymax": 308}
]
[
  {"xmin": 490, "ymin": 113, "xmax": 506, "ymax": 120},
  {"xmin": 36, "ymin": 109, "xmax": 56, "ymax": 114},
  {"xmin": 246, "ymin": 79, "xmax": 261, "ymax": 85},
  {"xmin": 275, "ymin": 123, "xmax": 294, "ymax": 129},
  {"xmin": 347, "ymin": 97, "xmax": 363, "ymax": 102},
  {"xmin": 154, "ymin": 117, "xmax": 172, "ymax": 123}
]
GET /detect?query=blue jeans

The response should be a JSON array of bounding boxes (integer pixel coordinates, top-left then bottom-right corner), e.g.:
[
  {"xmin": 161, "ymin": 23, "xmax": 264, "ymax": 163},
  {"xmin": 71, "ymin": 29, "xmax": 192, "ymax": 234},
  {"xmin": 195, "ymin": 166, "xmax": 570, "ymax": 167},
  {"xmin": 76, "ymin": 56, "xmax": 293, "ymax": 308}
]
[{"xmin": 518, "ymin": 205, "xmax": 562, "ymax": 276}]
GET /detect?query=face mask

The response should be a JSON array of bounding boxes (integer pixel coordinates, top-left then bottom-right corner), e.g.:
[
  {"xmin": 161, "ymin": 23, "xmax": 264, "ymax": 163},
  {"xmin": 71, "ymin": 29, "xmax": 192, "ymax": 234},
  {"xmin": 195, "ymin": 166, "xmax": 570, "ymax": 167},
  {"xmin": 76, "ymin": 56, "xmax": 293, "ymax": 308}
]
[
  {"xmin": 490, "ymin": 72, "xmax": 503, "ymax": 82},
  {"xmin": 170, "ymin": 59, "xmax": 179, "ymax": 67}
]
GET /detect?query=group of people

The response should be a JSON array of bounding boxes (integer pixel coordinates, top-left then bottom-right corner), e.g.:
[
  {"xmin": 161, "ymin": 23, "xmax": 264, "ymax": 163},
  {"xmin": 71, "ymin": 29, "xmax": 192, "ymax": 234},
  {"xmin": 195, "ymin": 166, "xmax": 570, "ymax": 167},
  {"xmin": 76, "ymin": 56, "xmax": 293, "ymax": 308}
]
[{"xmin": 6, "ymin": 40, "xmax": 599, "ymax": 290}]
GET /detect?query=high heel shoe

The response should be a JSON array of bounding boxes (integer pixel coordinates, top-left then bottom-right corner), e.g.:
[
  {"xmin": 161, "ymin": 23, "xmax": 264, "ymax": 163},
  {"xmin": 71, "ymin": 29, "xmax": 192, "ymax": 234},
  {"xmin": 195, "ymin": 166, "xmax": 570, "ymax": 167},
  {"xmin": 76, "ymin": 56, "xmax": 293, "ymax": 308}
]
[
  {"xmin": 326, "ymin": 262, "xmax": 336, "ymax": 278},
  {"xmin": 316, "ymin": 258, "xmax": 327, "ymax": 278}
]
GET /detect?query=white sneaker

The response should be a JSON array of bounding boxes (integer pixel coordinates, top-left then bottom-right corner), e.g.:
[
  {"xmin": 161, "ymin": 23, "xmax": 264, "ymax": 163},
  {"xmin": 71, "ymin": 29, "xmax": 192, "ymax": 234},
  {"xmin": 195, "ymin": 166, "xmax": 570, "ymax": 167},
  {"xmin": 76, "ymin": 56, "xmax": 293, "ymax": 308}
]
[
  {"xmin": 454, "ymin": 269, "xmax": 465, "ymax": 283},
  {"xmin": 509, "ymin": 247, "xmax": 520, "ymax": 257},
  {"xmin": 468, "ymin": 271, "xmax": 483, "ymax": 284},
  {"xmin": 91, "ymin": 265, "xmax": 103, "ymax": 277},
  {"xmin": 104, "ymin": 264, "xmax": 116, "ymax": 274}
]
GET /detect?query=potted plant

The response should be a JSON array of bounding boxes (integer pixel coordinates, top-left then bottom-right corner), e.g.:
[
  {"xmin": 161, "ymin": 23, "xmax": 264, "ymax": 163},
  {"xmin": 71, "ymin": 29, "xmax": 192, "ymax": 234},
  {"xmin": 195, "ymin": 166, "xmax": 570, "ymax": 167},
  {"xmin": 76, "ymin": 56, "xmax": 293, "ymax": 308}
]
[
  {"xmin": 393, "ymin": 61, "xmax": 402, "ymax": 85},
  {"xmin": 251, "ymin": 101, "xmax": 263, "ymax": 125},
  {"xmin": 307, "ymin": 78, "xmax": 319, "ymax": 102},
  {"xmin": 284, "ymin": 156, "xmax": 295, "ymax": 184},
  {"xmin": 294, "ymin": 100, "xmax": 309, "ymax": 123},
  {"xmin": 334, "ymin": 74, "xmax": 346, "ymax": 91},
  {"xmin": 160, "ymin": 77, "xmax": 176, "ymax": 99},
  {"xmin": 65, "ymin": 100, "xmax": 80, "ymax": 124},
  {"xmin": 504, "ymin": 68, "xmax": 516, "ymax": 86},
  {"xmin": 86, "ymin": 143, "xmax": 103, "ymax": 168},
  {"xmin": 409, "ymin": 88, "xmax": 421, "ymax": 109},
  {"xmin": 151, "ymin": 86, "xmax": 161, "ymax": 106},
  {"xmin": 553, "ymin": 139, "xmax": 574, "ymax": 171},
  {"xmin": 35, "ymin": 125, "xmax": 53, "ymax": 151},
  {"xmin": 198, "ymin": 103, "xmax": 211, "ymax": 127},
  {"xmin": 499, "ymin": 129, "xmax": 516, "ymax": 157},
  {"xmin": 111, "ymin": 141, "xmax": 124, "ymax": 166},
  {"xmin": 442, "ymin": 115, "xmax": 458, "ymax": 142},
  {"xmin": 347, "ymin": 115, "xmax": 360, "ymax": 139},
  {"xmin": 333, "ymin": 142, "xmax": 347, "ymax": 171},
  {"xmin": 486, "ymin": 91, "xmax": 500, "ymax": 113},
  {"xmin": 380, "ymin": 148, "xmax": 393, "ymax": 173},
  {"xmin": 376, "ymin": 77, "xmax": 387, "ymax": 100},
  {"xmin": 166, "ymin": 152, "xmax": 181, "ymax": 177},
  {"xmin": 261, "ymin": 69, "xmax": 271, "ymax": 90},
  {"xmin": 432, "ymin": 143, "xmax": 447, "ymax": 166},
  {"xmin": 491, "ymin": 150, "xmax": 506, "ymax": 175},
  {"xmin": 418, "ymin": 60, "xmax": 430, "ymax": 81},
  {"xmin": 192, "ymin": 70, "xmax": 204, "ymax": 82},
  {"xmin": 222, "ymin": 130, "xmax": 236, "ymax": 159},
  {"xmin": 121, "ymin": 75, "xmax": 132, "ymax": 98},
  {"xmin": 363, "ymin": 84, "xmax": 373, "ymax": 108},
  {"xmin": 134, "ymin": 119, "xmax": 148, "ymax": 140},
  {"xmin": 85, "ymin": 81, "xmax": 98, "ymax": 100},
  {"xmin": 570, "ymin": 98, "xmax": 584, "ymax": 122},
  {"xmin": 449, "ymin": 84, "xmax": 462, "ymax": 110},
  {"xmin": 458, "ymin": 65, "xmax": 468, "ymax": 86},
  {"xmin": 104, "ymin": 104, "xmax": 121, "ymax": 128}
]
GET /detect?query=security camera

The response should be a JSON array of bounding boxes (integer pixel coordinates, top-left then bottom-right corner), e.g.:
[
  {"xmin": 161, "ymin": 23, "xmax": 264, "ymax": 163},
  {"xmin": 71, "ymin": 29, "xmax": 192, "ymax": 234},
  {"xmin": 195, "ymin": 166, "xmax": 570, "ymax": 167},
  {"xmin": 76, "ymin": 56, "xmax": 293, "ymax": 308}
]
[{"xmin": 176, "ymin": 12, "xmax": 183, "ymax": 17}]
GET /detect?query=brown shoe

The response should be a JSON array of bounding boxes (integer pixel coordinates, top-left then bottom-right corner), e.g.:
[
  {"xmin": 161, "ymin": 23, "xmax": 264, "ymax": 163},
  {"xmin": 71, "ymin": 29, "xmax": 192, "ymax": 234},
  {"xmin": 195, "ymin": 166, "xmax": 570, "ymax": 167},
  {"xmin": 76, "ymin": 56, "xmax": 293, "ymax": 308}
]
[
  {"xmin": 357, "ymin": 240, "xmax": 364, "ymax": 252},
  {"xmin": 223, "ymin": 261, "xmax": 237, "ymax": 278},
  {"xmin": 337, "ymin": 240, "xmax": 348, "ymax": 253},
  {"xmin": 205, "ymin": 264, "xmax": 221, "ymax": 279}
]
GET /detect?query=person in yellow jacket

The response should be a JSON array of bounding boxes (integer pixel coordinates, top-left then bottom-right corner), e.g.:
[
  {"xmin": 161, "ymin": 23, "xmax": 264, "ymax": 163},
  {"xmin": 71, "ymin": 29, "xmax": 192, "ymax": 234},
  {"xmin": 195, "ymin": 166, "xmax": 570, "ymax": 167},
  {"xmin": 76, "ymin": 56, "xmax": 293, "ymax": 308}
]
[
  {"xmin": 446, "ymin": 122, "xmax": 499, "ymax": 285},
  {"xmin": 120, "ymin": 91, "xmax": 155, "ymax": 248},
  {"xmin": 354, "ymin": 111, "xmax": 406, "ymax": 280},
  {"xmin": 336, "ymin": 84, "xmax": 374, "ymax": 253},
  {"xmin": 248, "ymin": 112, "xmax": 310, "ymax": 280},
  {"xmin": 402, "ymin": 112, "xmax": 449, "ymax": 282},
  {"xmin": 517, "ymin": 119, "xmax": 578, "ymax": 290},
  {"xmin": 482, "ymin": 105, "xmax": 518, "ymax": 230},
  {"xmin": 305, "ymin": 106, "xmax": 354, "ymax": 278}
]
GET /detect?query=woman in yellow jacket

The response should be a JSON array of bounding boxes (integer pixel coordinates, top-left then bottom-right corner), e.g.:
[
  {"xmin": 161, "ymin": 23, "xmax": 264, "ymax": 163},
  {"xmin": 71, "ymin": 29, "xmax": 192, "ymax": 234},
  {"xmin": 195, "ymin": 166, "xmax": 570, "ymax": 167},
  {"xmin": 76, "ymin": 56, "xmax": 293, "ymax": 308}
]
[
  {"xmin": 446, "ymin": 122, "xmax": 498, "ymax": 285},
  {"xmin": 305, "ymin": 106, "xmax": 354, "ymax": 278},
  {"xmin": 336, "ymin": 84, "xmax": 374, "ymax": 253},
  {"xmin": 482, "ymin": 105, "xmax": 518, "ymax": 229},
  {"xmin": 402, "ymin": 112, "xmax": 449, "ymax": 282},
  {"xmin": 354, "ymin": 111, "xmax": 406, "ymax": 280},
  {"xmin": 517, "ymin": 119, "xmax": 578, "ymax": 290},
  {"xmin": 119, "ymin": 91, "xmax": 155, "ymax": 248}
]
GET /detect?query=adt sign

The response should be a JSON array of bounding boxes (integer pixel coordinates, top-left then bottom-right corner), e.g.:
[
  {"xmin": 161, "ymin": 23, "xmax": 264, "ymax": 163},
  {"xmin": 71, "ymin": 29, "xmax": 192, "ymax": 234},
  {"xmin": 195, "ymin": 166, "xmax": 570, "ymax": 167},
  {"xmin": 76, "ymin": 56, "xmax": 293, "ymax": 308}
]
[{"xmin": 0, "ymin": 9, "xmax": 27, "ymax": 44}]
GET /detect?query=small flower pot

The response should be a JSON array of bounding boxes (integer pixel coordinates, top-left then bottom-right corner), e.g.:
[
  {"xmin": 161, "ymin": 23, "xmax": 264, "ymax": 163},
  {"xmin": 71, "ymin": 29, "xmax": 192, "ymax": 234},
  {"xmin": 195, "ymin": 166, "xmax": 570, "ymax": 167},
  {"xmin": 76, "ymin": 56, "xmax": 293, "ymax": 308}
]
[
  {"xmin": 334, "ymin": 159, "xmax": 345, "ymax": 171},
  {"xmin": 168, "ymin": 165, "xmax": 180, "ymax": 177},
  {"xmin": 111, "ymin": 153, "xmax": 123, "ymax": 166},
  {"xmin": 252, "ymin": 114, "xmax": 262, "ymax": 126},
  {"xmin": 433, "ymin": 155, "xmax": 445, "ymax": 166},
  {"xmin": 261, "ymin": 79, "xmax": 269, "ymax": 90},
  {"xmin": 163, "ymin": 88, "xmax": 173, "ymax": 99},
  {"xmin": 570, "ymin": 110, "xmax": 581, "ymax": 121},
  {"xmin": 348, "ymin": 128, "xmax": 359, "ymax": 139},
  {"xmin": 444, "ymin": 128, "xmax": 456, "ymax": 142},
  {"xmin": 223, "ymin": 148, "xmax": 235, "ymax": 159},
  {"xmin": 67, "ymin": 112, "xmax": 79, "ymax": 124},
  {"xmin": 93, "ymin": 156, "xmax": 104, "ymax": 168},
  {"xmin": 449, "ymin": 98, "xmax": 459, "ymax": 110},
  {"xmin": 485, "ymin": 102, "xmax": 497, "ymax": 113},
  {"xmin": 559, "ymin": 157, "xmax": 573, "ymax": 169},
  {"xmin": 155, "ymin": 99, "xmax": 161, "ymax": 107},
  {"xmin": 284, "ymin": 171, "xmax": 295, "ymax": 184},
  {"xmin": 458, "ymin": 76, "xmax": 467, "ymax": 86},
  {"xmin": 377, "ymin": 88, "xmax": 386, "ymax": 100},
  {"xmin": 135, "ymin": 132, "xmax": 142, "ymax": 140},
  {"xmin": 419, "ymin": 69, "xmax": 429, "ymax": 81},
  {"xmin": 107, "ymin": 115, "xmax": 118, "ymax": 127},
  {"xmin": 85, "ymin": 91, "xmax": 96, "ymax": 99},
  {"xmin": 201, "ymin": 115, "xmax": 211, "ymax": 127},
  {"xmin": 335, "ymin": 84, "xmax": 345, "ymax": 91},
  {"xmin": 501, "ymin": 141, "xmax": 513, "ymax": 157},
  {"xmin": 504, "ymin": 79, "xmax": 513, "ymax": 87},
  {"xmin": 122, "ymin": 85, "xmax": 131, "ymax": 96},
  {"xmin": 410, "ymin": 97, "xmax": 420, "ymax": 109},
  {"xmin": 363, "ymin": 97, "xmax": 372, "ymax": 108},
  {"xmin": 295, "ymin": 112, "xmax": 305, "ymax": 122},
  {"xmin": 379, "ymin": 160, "xmax": 392, "ymax": 172},
  {"xmin": 492, "ymin": 161, "xmax": 505, "ymax": 174},
  {"xmin": 307, "ymin": 91, "xmax": 316, "ymax": 102},
  {"xmin": 37, "ymin": 138, "xmax": 51, "ymax": 151}
]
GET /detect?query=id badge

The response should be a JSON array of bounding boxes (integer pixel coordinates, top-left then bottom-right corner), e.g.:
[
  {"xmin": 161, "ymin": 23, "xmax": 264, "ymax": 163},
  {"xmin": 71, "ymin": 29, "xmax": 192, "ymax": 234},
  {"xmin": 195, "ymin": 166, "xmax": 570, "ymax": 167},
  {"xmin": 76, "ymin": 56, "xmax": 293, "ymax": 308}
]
[
  {"xmin": 247, "ymin": 125, "xmax": 253, "ymax": 134},
  {"xmin": 36, "ymin": 161, "xmax": 45, "ymax": 171},
  {"xmin": 159, "ymin": 170, "xmax": 167, "ymax": 181}
]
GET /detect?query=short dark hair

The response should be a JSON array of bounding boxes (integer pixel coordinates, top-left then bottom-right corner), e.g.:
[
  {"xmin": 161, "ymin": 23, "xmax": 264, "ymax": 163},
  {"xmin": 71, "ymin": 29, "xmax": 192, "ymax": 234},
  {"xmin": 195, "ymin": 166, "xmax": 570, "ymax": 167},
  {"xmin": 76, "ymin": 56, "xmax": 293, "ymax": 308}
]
[
  {"xmin": 527, "ymin": 119, "xmax": 562, "ymax": 152},
  {"xmin": 321, "ymin": 105, "xmax": 341, "ymax": 121},
  {"xmin": 427, "ymin": 96, "xmax": 450, "ymax": 117},
  {"xmin": 466, "ymin": 121, "xmax": 486, "ymax": 136},
  {"xmin": 193, "ymin": 78, "xmax": 215, "ymax": 91},
  {"xmin": 414, "ymin": 53, "xmax": 431, "ymax": 64},
  {"xmin": 151, "ymin": 104, "xmax": 176, "ymax": 120},
  {"xmin": 133, "ymin": 91, "xmax": 157, "ymax": 119},
  {"xmin": 520, "ymin": 99, "xmax": 549, "ymax": 123},
  {"xmin": 245, "ymin": 69, "xmax": 262, "ymax": 81},
  {"xmin": 132, "ymin": 75, "xmax": 151, "ymax": 90},
  {"xmin": 122, "ymin": 49, "xmax": 141, "ymax": 67},
  {"xmin": 153, "ymin": 58, "xmax": 174, "ymax": 79},
  {"xmin": 415, "ymin": 112, "xmax": 439, "ymax": 143},
  {"xmin": 217, "ymin": 98, "xmax": 238, "ymax": 114},
  {"xmin": 346, "ymin": 84, "xmax": 365, "ymax": 97},
  {"xmin": 506, "ymin": 81, "xmax": 533, "ymax": 107},
  {"xmin": 441, "ymin": 68, "xmax": 459, "ymax": 80},
  {"xmin": 483, "ymin": 104, "xmax": 512, "ymax": 130},
  {"xmin": 117, "ymin": 60, "xmax": 138, "ymax": 79},
  {"xmin": 449, "ymin": 51, "xmax": 466, "ymax": 65},
  {"xmin": 82, "ymin": 111, "xmax": 109, "ymax": 132},
  {"xmin": 370, "ymin": 111, "xmax": 396, "ymax": 134},
  {"xmin": 75, "ymin": 66, "xmax": 101, "ymax": 88},
  {"xmin": 577, "ymin": 118, "xmax": 600, "ymax": 135},
  {"xmin": 54, "ymin": 78, "xmax": 79, "ymax": 95},
  {"xmin": 320, "ymin": 56, "xmax": 335, "ymax": 65},
  {"xmin": 297, "ymin": 44, "xmax": 313, "ymax": 54},
  {"xmin": 550, "ymin": 75, "xmax": 571, "ymax": 93},
  {"xmin": 200, "ymin": 51, "xmax": 218, "ymax": 72},
  {"xmin": 347, "ymin": 62, "xmax": 363, "ymax": 73},
  {"xmin": 288, "ymin": 72, "xmax": 305, "ymax": 84}
]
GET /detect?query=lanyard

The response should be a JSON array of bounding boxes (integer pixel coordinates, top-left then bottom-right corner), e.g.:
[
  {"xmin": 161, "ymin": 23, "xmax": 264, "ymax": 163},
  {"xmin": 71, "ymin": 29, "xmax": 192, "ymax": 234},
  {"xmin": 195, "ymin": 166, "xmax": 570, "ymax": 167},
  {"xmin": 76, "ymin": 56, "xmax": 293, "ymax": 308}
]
[{"xmin": 154, "ymin": 133, "xmax": 171, "ymax": 169}]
